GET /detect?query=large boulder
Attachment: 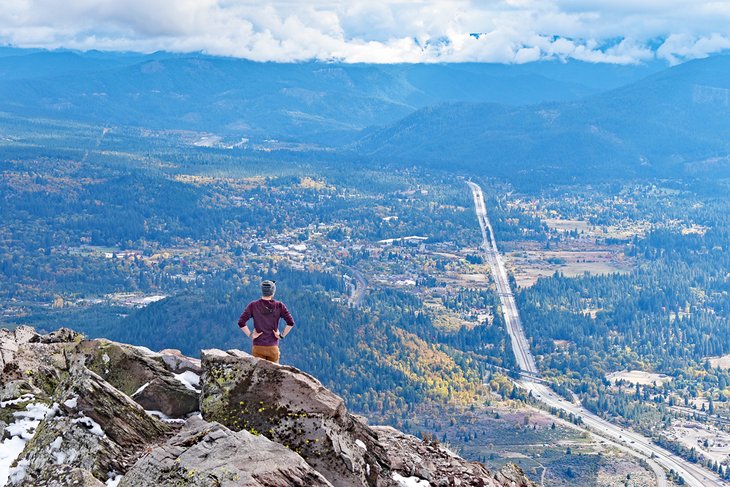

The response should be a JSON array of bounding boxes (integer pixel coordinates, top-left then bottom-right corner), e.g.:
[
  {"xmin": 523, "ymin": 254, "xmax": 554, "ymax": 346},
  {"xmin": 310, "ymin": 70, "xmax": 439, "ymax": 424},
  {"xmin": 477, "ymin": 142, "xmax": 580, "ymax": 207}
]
[
  {"xmin": 0, "ymin": 326, "xmax": 38, "ymax": 370},
  {"xmin": 200, "ymin": 349, "xmax": 391, "ymax": 487},
  {"xmin": 0, "ymin": 326, "xmax": 39, "ymax": 371},
  {"xmin": 9, "ymin": 368, "xmax": 173, "ymax": 486},
  {"xmin": 75, "ymin": 339, "xmax": 199, "ymax": 417},
  {"xmin": 121, "ymin": 415, "xmax": 333, "ymax": 487},
  {"xmin": 158, "ymin": 349, "xmax": 202, "ymax": 374},
  {"xmin": 0, "ymin": 327, "xmax": 68, "ymax": 402},
  {"xmin": 1, "ymin": 330, "xmax": 199, "ymax": 418}
]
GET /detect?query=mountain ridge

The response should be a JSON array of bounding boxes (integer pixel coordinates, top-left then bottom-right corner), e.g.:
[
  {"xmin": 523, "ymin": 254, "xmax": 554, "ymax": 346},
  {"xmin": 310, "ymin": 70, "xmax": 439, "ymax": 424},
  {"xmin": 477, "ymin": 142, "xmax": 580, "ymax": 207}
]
[
  {"xmin": 357, "ymin": 55, "xmax": 730, "ymax": 183},
  {"xmin": 0, "ymin": 48, "xmax": 664, "ymax": 145}
]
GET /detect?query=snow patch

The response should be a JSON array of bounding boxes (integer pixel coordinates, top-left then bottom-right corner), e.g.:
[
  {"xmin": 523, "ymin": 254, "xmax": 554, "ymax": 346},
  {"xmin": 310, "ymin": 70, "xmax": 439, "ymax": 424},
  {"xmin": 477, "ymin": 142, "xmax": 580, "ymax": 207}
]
[
  {"xmin": 132, "ymin": 382, "xmax": 150, "ymax": 396},
  {"xmin": 145, "ymin": 410, "xmax": 185, "ymax": 424},
  {"xmin": 355, "ymin": 439, "xmax": 367, "ymax": 450},
  {"xmin": 0, "ymin": 437, "xmax": 27, "ymax": 485},
  {"xmin": 49, "ymin": 437, "xmax": 63, "ymax": 450},
  {"xmin": 52, "ymin": 450, "xmax": 66, "ymax": 465},
  {"xmin": 174, "ymin": 371, "xmax": 200, "ymax": 393},
  {"xmin": 63, "ymin": 396, "xmax": 78, "ymax": 409},
  {"xmin": 0, "ymin": 395, "xmax": 34, "ymax": 408},
  {"xmin": 102, "ymin": 353, "xmax": 110, "ymax": 364},
  {"xmin": 0, "ymin": 402, "xmax": 55, "ymax": 485},
  {"xmin": 7, "ymin": 459, "xmax": 29, "ymax": 485},
  {"xmin": 72, "ymin": 416, "xmax": 105, "ymax": 437},
  {"xmin": 106, "ymin": 472, "xmax": 123, "ymax": 486},
  {"xmin": 392, "ymin": 472, "xmax": 430, "ymax": 486},
  {"xmin": 49, "ymin": 437, "xmax": 66, "ymax": 464}
]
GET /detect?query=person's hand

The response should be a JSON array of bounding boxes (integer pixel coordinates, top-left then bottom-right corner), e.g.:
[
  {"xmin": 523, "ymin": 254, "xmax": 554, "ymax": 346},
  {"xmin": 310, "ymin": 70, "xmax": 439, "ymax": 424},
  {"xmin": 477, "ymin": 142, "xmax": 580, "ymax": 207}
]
[
  {"xmin": 252, "ymin": 330, "xmax": 263, "ymax": 340},
  {"xmin": 274, "ymin": 330, "xmax": 282, "ymax": 340}
]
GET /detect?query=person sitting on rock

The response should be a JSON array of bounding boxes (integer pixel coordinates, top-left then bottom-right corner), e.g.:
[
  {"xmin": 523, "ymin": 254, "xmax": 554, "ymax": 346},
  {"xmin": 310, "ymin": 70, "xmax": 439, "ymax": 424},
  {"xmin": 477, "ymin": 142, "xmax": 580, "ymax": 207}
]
[{"xmin": 237, "ymin": 280, "xmax": 294, "ymax": 363}]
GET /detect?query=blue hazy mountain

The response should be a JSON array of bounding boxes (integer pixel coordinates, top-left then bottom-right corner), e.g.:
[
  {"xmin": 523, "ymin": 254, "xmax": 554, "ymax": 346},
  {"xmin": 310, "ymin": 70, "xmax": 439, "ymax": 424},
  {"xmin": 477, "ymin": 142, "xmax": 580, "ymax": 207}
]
[
  {"xmin": 0, "ymin": 48, "xmax": 661, "ymax": 145},
  {"xmin": 358, "ymin": 55, "xmax": 730, "ymax": 182}
]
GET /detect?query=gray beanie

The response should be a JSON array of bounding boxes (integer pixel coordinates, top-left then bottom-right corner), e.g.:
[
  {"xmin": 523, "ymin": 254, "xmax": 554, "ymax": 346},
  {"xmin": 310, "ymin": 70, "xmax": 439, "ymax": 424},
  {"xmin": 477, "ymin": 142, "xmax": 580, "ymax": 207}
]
[{"xmin": 261, "ymin": 280, "xmax": 276, "ymax": 297}]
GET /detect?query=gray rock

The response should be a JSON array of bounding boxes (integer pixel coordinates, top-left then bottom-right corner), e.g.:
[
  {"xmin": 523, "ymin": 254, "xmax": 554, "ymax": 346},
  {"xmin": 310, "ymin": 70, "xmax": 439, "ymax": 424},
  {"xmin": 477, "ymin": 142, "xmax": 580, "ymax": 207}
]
[
  {"xmin": 493, "ymin": 464, "xmax": 535, "ymax": 487},
  {"xmin": 47, "ymin": 468, "xmax": 107, "ymax": 487},
  {"xmin": 65, "ymin": 367, "xmax": 173, "ymax": 449},
  {"xmin": 13, "ymin": 326, "xmax": 39, "ymax": 345},
  {"xmin": 12, "ymin": 368, "xmax": 173, "ymax": 486},
  {"xmin": 131, "ymin": 377, "xmax": 199, "ymax": 418},
  {"xmin": 13, "ymin": 413, "xmax": 124, "ymax": 486},
  {"xmin": 372, "ymin": 426, "xmax": 537, "ymax": 487},
  {"xmin": 76, "ymin": 339, "xmax": 199, "ymax": 417},
  {"xmin": 0, "ymin": 326, "xmax": 40, "ymax": 371},
  {"xmin": 200, "ymin": 349, "xmax": 391, "ymax": 487},
  {"xmin": 2, "ymin": 333, "xmax": 534, "ymax": 487},
  {"xmin": 17, "ymin": 465, "xmax": 107, "ymax": 487},
  {"xmin": 120, "ymin": 415, "xmax": 332, "ymax": 487},
  {"xmin": 32, "ymin": 328, "xmax": 85, "ymax": 344},
  {"xmin": 158, "ymin": 349, "xmax": 202, "ymax": 374},
  {"xmin": 1, "ymin": 327, "xmax": 66, "ymax": 402}
]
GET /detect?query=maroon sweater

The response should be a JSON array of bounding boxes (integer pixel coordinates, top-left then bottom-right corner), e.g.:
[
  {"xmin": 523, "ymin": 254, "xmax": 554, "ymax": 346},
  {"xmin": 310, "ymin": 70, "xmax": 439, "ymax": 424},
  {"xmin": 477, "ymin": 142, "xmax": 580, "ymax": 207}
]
[{"xmin": 238, "ymin": 298, "xmax": 295, "ymax": 346}]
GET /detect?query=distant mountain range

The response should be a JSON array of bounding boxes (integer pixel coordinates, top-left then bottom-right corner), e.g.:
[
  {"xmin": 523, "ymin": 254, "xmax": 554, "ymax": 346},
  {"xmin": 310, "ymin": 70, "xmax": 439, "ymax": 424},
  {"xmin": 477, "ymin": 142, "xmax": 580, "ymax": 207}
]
[
  {"xmin": 0, "ymin": 47, "xmax": 660, "ymax": 146},
  {"xmin": 2, "ymin": 47, "xmax": 729, "ymax": 182},
  {"xmin": 358, "ymin": 55, "xmax": 730, "ymax": 182}
]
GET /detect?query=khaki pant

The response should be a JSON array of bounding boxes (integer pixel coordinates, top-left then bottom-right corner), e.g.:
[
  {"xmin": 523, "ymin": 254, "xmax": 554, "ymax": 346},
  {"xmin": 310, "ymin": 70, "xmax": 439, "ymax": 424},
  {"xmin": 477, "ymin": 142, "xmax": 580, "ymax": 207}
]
[{"xmin": 252, "ymin": 345, "xmax": 280, "ymax": 363}]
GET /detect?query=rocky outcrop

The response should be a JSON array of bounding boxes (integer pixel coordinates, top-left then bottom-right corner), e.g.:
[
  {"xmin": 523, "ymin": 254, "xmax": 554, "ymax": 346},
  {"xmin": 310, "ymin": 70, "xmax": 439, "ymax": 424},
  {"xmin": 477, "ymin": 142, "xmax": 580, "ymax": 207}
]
[
  {"xmin": 1, "ymin": 327, "xmax": 70, "ymax": 402},
  {"xmin": 120, "ymin": 416, "xmax": 332, "ymax": 487},
  {"xmin": 157, "ymin": 349, "xmax": 202, "ymax": 374},
  {"xmin": 0, "ymin": 326, "xmax": 39, "ymax": 377},
  {"xmin": 373, "ymin": 426, "xmax": 534, "ymax": 487},
  {"xmin": 0, "ymin": 327, "xmax": 535, "ymax": 487},
  {"xmin": 201, "ymin": 349, "xmax": 389, "ymax": 486},
  {"xmin": 200, "ymin": 348, "xmax": 535, "ymax": 487},
  {"xmin": 75, "ymin": 340, "xmax": 199, "ymax": 417},
  {"xmin": 12, "ymin": 369, "xmax": 172, "ymax": 486}
]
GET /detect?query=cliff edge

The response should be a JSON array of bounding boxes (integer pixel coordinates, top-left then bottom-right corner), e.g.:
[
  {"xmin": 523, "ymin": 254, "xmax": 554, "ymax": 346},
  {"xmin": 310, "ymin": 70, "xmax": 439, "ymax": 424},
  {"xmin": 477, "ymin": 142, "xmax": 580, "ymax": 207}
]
[{"xmin": 0, "ymin": 326, "xmax": 534, "ymax": 487}]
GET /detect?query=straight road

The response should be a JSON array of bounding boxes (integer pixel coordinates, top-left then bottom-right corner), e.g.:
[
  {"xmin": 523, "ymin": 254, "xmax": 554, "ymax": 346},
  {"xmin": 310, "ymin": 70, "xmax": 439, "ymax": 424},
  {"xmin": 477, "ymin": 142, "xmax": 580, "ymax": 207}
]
[{"xmin": 467, "ymin": 180, "xmax": 725, "ymax": 487}]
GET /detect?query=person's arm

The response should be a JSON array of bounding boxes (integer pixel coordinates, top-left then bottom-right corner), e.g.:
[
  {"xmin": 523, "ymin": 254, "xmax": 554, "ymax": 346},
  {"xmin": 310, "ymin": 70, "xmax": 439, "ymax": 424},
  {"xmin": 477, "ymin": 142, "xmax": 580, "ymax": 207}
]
[
  {"xmin": 278, "ymin": 303, "xmax": 295, "ymax": 338},
  {"xmin": 280, "ymin": 324, "xmax": 294, "ymax": 338},
  {"xmin": 238, "ymin": 304, "xmax": 253, "ymax": 338}
]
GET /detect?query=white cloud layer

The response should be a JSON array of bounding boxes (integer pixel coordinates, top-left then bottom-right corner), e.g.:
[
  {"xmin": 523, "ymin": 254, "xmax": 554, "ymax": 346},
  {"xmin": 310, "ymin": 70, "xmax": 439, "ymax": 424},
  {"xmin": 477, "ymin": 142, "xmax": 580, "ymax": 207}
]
[{"xmin": 1, "ymin": 0, "xmax": 730, "ymax": 64}]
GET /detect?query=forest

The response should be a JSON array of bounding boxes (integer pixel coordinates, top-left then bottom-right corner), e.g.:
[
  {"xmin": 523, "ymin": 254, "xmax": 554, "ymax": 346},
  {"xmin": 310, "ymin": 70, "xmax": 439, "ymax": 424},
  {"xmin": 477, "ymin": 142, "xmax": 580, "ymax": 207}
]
[{"xmin": 5, "ymin": 111, "xmax": 730, "ymax": 474}]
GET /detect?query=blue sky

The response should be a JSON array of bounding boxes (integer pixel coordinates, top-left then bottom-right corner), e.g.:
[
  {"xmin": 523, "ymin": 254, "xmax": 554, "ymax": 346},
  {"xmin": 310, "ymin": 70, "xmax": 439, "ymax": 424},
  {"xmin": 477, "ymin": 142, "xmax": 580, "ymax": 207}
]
[{"xmin": 2, "ymin": 1, "xmax": 730, "ymax": 64}]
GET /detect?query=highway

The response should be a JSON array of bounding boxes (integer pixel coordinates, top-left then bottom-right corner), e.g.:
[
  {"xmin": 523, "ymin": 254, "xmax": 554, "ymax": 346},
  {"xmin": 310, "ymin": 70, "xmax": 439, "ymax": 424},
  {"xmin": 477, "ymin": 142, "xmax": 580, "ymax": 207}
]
[{"xmin": 467, "ymin": 180, "xmax": 726, "ymax": 487}]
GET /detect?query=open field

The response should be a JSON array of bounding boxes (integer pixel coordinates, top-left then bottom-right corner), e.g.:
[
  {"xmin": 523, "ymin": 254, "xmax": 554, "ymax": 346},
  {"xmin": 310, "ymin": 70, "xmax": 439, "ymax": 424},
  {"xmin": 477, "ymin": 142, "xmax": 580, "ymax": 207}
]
[
  {"xmin": 542, "ymin": 217, "xmax": 654, "ymax": 241},
  {"xmin": 707, "ymin": 354, "xmax": 730, "ymax": 369},
  {"xmin": 606, "ymin": 370, "xmax": 673, "ymax": 386},
  {"xmin": 505, "ymin": 248, "xmax": 630, "ymax": 288},
  {"xmin": 543, "ymin": 218, "xmax": 591, "ymax": 233},
  {"xmin": 668, "ymin": 420, "xmax": 730, "ymax": 464},
  {"xmin": 422, "ymin": 300, "xmax": 479, "ymax": 331}
]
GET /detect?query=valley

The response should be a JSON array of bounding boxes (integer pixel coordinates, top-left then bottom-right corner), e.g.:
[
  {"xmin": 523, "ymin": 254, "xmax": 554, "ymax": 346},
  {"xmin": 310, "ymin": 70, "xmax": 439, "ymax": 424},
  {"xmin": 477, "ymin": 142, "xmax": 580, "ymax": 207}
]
[{"xmin": 4, "ymin": 48, "xmax": 730, "ymax": 486}]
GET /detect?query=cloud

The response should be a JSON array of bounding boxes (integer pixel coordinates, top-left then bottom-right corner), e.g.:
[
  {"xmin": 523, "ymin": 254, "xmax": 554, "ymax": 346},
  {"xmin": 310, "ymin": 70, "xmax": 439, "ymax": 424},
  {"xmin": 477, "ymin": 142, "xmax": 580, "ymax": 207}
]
[{"xmin": 0, "ymin": 0, "xmax": 729, "ymax": 64}]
